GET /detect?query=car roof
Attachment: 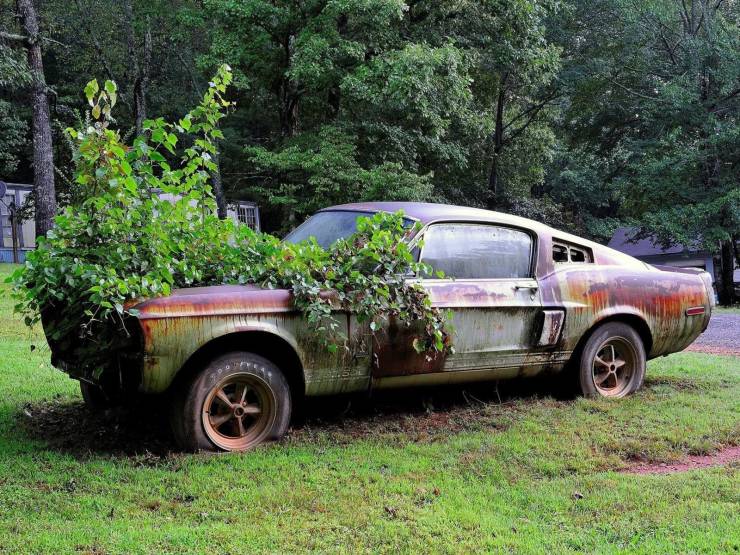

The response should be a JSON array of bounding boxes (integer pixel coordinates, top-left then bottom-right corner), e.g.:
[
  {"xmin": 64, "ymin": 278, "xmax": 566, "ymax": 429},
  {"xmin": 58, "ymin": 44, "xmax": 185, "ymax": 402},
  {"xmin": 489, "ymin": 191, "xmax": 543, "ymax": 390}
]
[
  {"xmin": 320, "ymin": 202, "xmax": 552, "ymax": 232},
  {"xmin": 319, "ymin": 202, "xmax": 643, "ymax": 268}
]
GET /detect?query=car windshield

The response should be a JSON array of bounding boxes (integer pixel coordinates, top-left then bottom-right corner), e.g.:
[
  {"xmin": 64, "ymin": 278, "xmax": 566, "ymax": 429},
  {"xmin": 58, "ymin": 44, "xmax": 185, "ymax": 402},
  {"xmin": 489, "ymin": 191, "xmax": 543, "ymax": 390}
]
[{"xmin": 284, "ymin": 210, "xmax": 415, "ymax": 248}]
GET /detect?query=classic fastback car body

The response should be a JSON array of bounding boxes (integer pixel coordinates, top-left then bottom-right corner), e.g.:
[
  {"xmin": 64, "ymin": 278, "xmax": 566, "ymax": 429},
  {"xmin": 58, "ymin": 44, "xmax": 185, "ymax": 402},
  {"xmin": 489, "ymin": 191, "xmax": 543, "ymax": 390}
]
[{"xmin": 50, "ymin": 202, "xmax": 715, "ymax": 451}]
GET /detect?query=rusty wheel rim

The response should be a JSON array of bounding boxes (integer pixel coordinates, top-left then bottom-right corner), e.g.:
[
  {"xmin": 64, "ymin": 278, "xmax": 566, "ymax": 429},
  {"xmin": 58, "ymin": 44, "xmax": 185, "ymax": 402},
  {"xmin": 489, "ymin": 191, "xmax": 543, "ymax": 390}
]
[
  {"xmin": 201, "ymin": 373, "xmax": 276, "ymax": 451},
  {"xmin": 591, "ymin": 337, "xmax": 636, "ymax": 397}
]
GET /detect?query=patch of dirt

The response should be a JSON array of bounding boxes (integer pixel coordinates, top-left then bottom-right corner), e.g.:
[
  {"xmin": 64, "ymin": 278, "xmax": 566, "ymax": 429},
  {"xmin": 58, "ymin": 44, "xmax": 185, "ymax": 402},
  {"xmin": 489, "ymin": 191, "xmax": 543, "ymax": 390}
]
[
  {"xmin": 289, "ymin": 395, "xmax": 513, "ymax": 445},
  {"xmin": 20, "ymin": 376, "xmax": 571, "ymax": 457},
  {"xmin": 644, "ymin": 375, "xmax": 703, "ymax": 391},
  {"xmin": 19, "ymin": 398, "xmax": 178, "ymax": 461},
  {"xmin": 286, "ymin": 376, "xmax": 571, "ymax": 445},
  {"xmin": 685, "ymin": 344, "xmax": 740, "ymax": 356},
  {"xmin": 623, "ymin": 445, "xmax": 740, "ymax": 474}
]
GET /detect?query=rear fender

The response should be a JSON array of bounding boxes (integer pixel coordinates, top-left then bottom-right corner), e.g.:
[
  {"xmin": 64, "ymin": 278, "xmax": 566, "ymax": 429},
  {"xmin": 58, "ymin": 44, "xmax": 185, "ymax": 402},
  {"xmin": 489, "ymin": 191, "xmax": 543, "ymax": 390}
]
[{"xmin": 584, "ymin": 307, "xmax": 654, "ymax": 355}]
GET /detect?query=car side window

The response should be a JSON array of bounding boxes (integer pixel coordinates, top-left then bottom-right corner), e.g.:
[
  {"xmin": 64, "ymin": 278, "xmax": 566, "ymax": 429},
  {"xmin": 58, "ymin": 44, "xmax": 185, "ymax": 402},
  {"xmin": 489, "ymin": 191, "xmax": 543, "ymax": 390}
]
[{"xmin": 420, "ymin": 223, "xmax": 533, "ymax": 279}]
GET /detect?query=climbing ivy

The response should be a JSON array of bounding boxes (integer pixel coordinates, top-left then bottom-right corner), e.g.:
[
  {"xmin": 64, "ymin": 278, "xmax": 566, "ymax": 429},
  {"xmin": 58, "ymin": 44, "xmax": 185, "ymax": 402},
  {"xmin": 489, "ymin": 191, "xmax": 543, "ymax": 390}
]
[{"xmin": 8, "ymin": 66, "xmax": 450, "ymax": 377}]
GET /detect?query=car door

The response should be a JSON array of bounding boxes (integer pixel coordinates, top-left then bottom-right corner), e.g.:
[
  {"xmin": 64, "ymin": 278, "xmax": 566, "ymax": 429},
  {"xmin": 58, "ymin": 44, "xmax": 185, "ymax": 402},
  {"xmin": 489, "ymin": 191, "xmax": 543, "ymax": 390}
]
[{"xmin": 372, "ymin": 222, "xmax": 543, "ymax": 379}]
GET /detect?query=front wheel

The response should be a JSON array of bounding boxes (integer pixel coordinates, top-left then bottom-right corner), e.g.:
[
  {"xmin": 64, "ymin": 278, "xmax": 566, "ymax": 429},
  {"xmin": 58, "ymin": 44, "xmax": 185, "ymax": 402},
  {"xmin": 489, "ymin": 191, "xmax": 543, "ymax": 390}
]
[
  {"xmin": 578, "ymin": 322, "xmax": 646, "ymax": 398},
  {"xmin": 80, "ymin": 381, "xmax": 113, "ymax": 411},
  {"xmin": 170, "ymin": 352, "xmax": 291, "ymax": 452}
]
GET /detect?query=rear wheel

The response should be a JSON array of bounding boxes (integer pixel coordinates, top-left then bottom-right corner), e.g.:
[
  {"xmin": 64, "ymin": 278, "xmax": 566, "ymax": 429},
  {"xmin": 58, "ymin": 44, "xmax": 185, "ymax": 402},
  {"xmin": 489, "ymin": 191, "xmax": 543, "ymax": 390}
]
[
  {"xmin": 170, "ymin": 352, "xmax": 291, "ymax": 452},
  {"xmin": 578, "ymin": 322, "xmax": 646, "ymax": 398}
]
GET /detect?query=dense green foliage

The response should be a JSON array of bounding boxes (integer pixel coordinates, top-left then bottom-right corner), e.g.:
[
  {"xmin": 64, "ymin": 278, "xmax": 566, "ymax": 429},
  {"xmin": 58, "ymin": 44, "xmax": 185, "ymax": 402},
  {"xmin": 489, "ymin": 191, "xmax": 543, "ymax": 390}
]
[
  {"xmin": 547, "ymin": 0, "xmax": 740, "ymax": 248},
  {"xmin": 195, "ymin": 0, "xmax": 562, "ymax": 224},
  {"xmin": 0, "ymin": 0, "xmax": 738, "ymax": 300},
  {"xmin": 8, "ymin": 67, "xmax": 448, "ymax": 375},
  {"xmin": 0, "ymin": 99, "xmax": 26, "ymax": 176}
]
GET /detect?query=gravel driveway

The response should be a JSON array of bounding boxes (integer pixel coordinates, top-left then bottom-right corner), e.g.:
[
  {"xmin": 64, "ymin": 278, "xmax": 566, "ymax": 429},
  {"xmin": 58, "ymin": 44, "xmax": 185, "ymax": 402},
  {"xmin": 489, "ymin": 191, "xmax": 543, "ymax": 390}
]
[{"xmin": 685, "ymin": 312, "xmax": 740, "ymax": 356}]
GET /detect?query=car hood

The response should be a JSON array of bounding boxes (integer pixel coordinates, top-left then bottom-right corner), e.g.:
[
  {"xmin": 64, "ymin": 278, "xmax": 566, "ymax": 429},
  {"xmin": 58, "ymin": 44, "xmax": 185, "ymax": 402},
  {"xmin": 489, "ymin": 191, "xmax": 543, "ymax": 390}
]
[{"xmin": 129, "ymin": 284, "xmax": 295, "ymax": 319}]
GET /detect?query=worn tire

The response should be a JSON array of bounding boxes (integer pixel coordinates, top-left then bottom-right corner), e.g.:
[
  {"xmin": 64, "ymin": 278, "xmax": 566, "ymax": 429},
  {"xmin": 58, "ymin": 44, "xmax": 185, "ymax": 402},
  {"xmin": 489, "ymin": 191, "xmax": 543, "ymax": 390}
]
[
  {"xmin": 578, "ymin": 322, "xmax": 646, "ymax": 398},
  {"xmin": 80, "ymin": 381, "xmax": 113, "ymax": 411},
  {"xmin": 170, "ymin": 352, "xmax": 291, "ymax": 452}
]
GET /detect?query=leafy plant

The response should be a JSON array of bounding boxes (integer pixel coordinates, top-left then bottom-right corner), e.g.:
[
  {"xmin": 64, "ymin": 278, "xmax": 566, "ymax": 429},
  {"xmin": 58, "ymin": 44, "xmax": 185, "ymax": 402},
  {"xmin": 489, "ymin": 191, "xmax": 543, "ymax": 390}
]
[
  {"xmin": 8, "ymin": 66, "xmax": 450, "ymax": 379},
  {"xmin": 267, "ymin": 212, "xmax": 450, "ymax": 355}
]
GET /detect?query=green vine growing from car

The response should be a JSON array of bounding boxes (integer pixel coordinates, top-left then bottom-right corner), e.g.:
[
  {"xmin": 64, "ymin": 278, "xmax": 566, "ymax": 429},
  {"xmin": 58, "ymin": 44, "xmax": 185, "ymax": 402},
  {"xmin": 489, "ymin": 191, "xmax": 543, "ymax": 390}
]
[{"xmin": 8, "ymin": 65, "xmax": 451, "ymax": 376}]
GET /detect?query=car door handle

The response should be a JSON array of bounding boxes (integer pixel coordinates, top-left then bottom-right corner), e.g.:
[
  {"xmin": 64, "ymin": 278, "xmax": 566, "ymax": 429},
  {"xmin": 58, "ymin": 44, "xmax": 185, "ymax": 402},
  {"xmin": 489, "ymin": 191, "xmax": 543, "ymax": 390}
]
[{"xmin": 514, "ymin": 284, "xmax": 538, "ymax": 291}]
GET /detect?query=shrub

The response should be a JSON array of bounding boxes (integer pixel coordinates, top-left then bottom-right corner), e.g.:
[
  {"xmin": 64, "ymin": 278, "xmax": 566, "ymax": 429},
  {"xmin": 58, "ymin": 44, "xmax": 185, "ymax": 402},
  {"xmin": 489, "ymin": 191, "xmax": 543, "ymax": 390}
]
[{"xmin": 9, "ymin": 66, "xmax": 449, "ymax": 378}]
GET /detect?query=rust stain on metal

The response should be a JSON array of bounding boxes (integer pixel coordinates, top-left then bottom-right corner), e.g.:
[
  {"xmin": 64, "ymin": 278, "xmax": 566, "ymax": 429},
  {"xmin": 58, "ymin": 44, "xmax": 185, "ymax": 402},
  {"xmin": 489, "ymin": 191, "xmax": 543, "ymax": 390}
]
[
  {"xmin": 134, "ymin": 285, "xmax": 294, "ymax": 319},
  {"xmin": 371, "ymin": 317, "xmax": 446, "ymax": 377},
  {"xmin": 426, "ymin": 282, "xmax": 508, "ymax": 307}
]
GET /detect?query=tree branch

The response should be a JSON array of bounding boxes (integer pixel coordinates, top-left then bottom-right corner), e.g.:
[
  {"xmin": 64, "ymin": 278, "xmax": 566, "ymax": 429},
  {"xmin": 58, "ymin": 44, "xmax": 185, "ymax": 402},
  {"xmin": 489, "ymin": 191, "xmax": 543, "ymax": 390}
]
[
  {"xmin": 174, "ymin": 46, "xmax": 203, "ymax": 97},
  {"xmin": 0, "ymin": 31, "xmax": 30, "ymax": 46},
  {"xmin": 502, "ymin": 102, "xmax": 551, "ymax": 146},
  {"xmin": 718, "ymin": 87, "xmax": 740, "ymax": 103},
  {"xmin": 502, "ymin": 89, "xmax": 560, "ymax": 134},
  {"xmin": 709, "ymin": 87, "xmax": 740, "ymax": 112},
  {"xmin": 609, "ymin": 78, "xmax": 664, "ymax": 102},
  {"xmin": 680, "ymin": 0, "xmax": 691, "ymax": 31},
  {"xmin": 73, "ymin": 0, "xmax": 120, "ymax": 88},
  {"xmin": 0, "ymin": 30, "xmax": 66, "ymax": 48}
]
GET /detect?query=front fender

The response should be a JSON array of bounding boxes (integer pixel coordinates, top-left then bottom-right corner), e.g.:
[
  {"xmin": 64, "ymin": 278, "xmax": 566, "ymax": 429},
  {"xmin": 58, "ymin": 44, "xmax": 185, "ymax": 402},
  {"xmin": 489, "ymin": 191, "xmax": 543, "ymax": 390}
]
[{"xmin": 137, "ymin": 313, "xmax": 305, "ymax": 393}]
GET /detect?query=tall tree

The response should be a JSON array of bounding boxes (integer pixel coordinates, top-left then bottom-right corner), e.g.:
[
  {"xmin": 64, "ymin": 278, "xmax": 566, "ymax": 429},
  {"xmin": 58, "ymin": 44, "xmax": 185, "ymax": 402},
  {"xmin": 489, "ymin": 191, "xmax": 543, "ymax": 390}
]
[
  {"xmin": 199, "ymin": 0, "xmax": 565, "ymax": 227},
  {"xmin": 551, "ymin": 0, "xmax": 739, "ymax": 303},
  {"xmin": 63, "ymin": 0, "xmax": 228, "ymax": 215},
  {"xmin": 121, "ymin": 0, "xmax": 151, "ymax": 135},
  {"xmin": 471, "ymin": 1, "xmax": 561, "ymax": 207},
  {"xmin": 1, "ymin": 0, "xmax": 57, "ymax": 237}
]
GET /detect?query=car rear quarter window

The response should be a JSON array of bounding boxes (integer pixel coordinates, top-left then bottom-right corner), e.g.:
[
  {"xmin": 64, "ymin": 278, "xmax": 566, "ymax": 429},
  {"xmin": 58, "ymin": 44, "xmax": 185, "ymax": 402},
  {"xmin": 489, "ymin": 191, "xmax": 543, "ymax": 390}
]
[
  {"xmin": 553, "ymin": 244, "xmax": 569, "ymax": 262},
  {"xmin": 420, "ymin": 223, "xmax": 533, "ymax": 279},
  {"xmin": 553, "ymin": 240, "xmax": 593, "ymax": 264},
  {"xmin": 569, "ymin": 248, "xmax": 587, "ymax": 262}
]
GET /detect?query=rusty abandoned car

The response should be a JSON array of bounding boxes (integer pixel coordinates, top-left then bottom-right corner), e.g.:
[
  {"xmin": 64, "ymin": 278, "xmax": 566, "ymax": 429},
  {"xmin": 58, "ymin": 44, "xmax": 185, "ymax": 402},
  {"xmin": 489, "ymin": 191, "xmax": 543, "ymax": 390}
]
[{"xmin": 43, "ymin": 202, "xmax": 714, "ymax": 452}]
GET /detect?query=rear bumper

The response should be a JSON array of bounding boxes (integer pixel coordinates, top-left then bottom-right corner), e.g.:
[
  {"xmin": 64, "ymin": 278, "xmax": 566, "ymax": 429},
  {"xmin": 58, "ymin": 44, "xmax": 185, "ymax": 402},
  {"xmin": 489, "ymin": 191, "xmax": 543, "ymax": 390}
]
[
  {"xmin": 699, "ymin": 271, "xmax": 715, "ymax": 332},
  {"xmin": 646, "ymin": 266, "xmax": 714, "ymax": 355}
]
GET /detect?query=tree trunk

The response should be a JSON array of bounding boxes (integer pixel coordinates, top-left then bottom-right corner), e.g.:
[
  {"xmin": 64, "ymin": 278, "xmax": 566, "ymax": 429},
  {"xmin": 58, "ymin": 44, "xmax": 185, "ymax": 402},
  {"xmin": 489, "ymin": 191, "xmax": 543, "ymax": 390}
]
[
  {"xmin": 278, "ymin": 35, "xmax": 300, "ymax": 138},
  {"xmin": 327, "ymin": 86, "xmax": 340, "ymax": 118},
  {"xmin": 211, "ymin": 149, "xmax": 227, "ymax": 220},
  {"xmin": 327, "ymin": 14, "xmax": 348, "ymax": 118},
  {"xmin": 16, "ymin": 0, "xmax": 57, "ymax": 238},
  {"xmin": 487, "ymin": 74, "xmax": 507, "ymax": 208},
  {"xmin": 122, "ymin": 0, "xmax": 151, "ymax": 136},
  {"xmin": 718, "ymin": 239, "xmax": 736, "ymax": 306},
  {"xmin": 279, "ymin": 83, "xmax": 300, "ymax": 138}
]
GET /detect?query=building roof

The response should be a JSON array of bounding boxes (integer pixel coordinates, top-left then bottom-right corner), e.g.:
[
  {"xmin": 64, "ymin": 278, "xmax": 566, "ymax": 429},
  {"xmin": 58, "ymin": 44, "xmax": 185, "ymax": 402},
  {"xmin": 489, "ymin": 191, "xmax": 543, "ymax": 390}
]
[
  {"xmin": 607, "ymin": 226, "xmax": 700, "ymax": 257},
  {"xmin": 0, "ymin": 182, "xmax": 32, "ymax": 196}
]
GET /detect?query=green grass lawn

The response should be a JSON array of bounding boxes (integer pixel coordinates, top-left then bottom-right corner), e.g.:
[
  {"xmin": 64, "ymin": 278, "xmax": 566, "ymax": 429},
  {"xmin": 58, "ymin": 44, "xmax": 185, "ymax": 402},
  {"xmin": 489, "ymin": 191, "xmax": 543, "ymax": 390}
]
[
  {"xmin": 714, "ymin": 305, "xmax": 740, "ymax": 315},
  {"xmin": 0, "ymin": 263, "xmax": 738, "ymax": 553}
]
